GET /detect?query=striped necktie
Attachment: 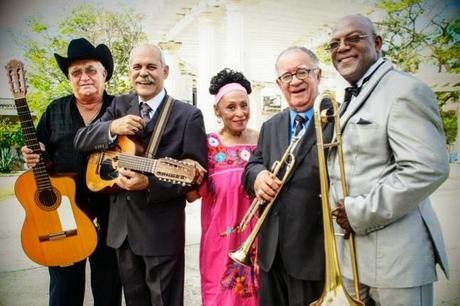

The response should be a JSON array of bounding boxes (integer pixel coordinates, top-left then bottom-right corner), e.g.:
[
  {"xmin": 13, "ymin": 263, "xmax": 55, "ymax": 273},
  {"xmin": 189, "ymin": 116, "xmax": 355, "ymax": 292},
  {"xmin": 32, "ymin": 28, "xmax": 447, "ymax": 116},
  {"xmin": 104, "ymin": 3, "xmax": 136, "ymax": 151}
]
[
  {"xmin": 294, "ymin": 114, "xmax": 306, "ymax": 136},
  {"xmin": 140, "ymin": 102, "xmax": 152, "ymax": 124}
]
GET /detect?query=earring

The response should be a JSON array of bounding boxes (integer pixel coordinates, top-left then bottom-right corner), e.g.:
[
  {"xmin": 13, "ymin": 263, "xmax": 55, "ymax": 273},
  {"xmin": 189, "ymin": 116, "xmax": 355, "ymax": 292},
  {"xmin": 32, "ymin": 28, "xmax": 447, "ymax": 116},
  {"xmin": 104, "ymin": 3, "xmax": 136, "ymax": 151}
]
[{"xmin": 217, "ymin": 117, "xmax": 222, "ymax": 124}]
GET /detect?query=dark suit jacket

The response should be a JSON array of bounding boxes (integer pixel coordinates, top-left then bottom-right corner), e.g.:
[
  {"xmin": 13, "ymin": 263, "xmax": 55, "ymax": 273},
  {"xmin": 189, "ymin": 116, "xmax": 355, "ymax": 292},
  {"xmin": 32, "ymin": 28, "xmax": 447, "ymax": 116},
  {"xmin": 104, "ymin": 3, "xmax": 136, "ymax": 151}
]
[
  {"xmin": 242, "ymin": 107, "xmax": 332, "ymax": 280},
  {"xmin": 74, "ymin": 93, "xmax": 207, "ymax": 256}
]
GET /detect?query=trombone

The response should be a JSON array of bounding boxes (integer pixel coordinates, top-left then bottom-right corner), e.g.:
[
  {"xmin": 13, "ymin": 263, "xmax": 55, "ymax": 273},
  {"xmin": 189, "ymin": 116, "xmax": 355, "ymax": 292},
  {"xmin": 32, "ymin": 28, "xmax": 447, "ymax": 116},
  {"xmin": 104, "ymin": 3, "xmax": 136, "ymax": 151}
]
[
  {"xmin": 228, "ymin": 129, "xmax": 304, "ymax": 266},
  {"xmin": 310, "ymin": 91, "xmax": 364, "ymax": 305}
]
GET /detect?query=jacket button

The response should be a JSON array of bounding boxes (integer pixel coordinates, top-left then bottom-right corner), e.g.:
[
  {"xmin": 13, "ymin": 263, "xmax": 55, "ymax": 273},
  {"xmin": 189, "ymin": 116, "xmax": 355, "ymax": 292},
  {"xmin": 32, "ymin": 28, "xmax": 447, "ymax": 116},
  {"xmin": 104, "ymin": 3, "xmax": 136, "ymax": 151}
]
[{"xmin": 126, "ymin": 195, "xmax": 131, "ymax": 201}]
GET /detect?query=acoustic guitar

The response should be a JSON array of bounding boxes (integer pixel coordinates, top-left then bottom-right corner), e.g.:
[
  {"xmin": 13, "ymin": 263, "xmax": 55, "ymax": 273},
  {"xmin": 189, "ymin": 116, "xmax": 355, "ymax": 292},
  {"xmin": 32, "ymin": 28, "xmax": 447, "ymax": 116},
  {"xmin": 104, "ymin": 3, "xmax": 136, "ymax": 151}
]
[
  {"xmin": 6, "ymin": 59, "xmax": 97, "ymax": 267},
  {"xmin": 86, "ymin": 135, "xmax": 199, "ymax": 193}
]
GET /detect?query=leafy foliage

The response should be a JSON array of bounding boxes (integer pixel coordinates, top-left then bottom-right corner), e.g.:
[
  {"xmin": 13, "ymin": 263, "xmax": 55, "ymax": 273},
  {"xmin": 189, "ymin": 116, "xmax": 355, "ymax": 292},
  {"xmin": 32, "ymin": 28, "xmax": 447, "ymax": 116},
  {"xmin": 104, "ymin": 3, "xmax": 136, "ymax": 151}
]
[
  {"xmin": 429, "ymin": 18, "xmax": 460, "ymax": 73},
  {"xmin": 376, "ymin": 0, "xmax": 427, "ymax": 72},
  {"xmin": 0, "ymin": 147, "xmax": 18, "ymax": 173},
  {"xmin": 14, "ymin": 4, "xmax": 147, "ymax": 118},
  {"xmin": 0, "ymin": 119, "xmax": 23, "ymax": 148},
  {"xmin": 315, "ymin": 42, "xmax": 332, "ymax": 66},
  {"xmin": 0, "ymin": 119, "xmax": 24, "ymax": 173},
  {"xmin": 377, "ymin": 0, "xmax": 459, "ymax": 147},
  {"xmin": 437, "ymin": 91, "xmax": 459, "ymax": 145},
  {"xmin": 376, "ymin": 0, "xmax": 460, "ymax": 73},
  {"xmin": 441, "ymin": 110, "xmax": 458, "ymax": 145}
]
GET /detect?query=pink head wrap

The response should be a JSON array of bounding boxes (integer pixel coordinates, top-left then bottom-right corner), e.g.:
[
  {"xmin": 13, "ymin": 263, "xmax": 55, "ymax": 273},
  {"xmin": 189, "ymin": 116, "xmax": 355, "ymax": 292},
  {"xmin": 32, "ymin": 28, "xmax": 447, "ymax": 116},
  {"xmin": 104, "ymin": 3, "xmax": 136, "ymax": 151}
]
[{"xmin": 213, "ymin": 83, "xmax": 248, "ymax": 105}]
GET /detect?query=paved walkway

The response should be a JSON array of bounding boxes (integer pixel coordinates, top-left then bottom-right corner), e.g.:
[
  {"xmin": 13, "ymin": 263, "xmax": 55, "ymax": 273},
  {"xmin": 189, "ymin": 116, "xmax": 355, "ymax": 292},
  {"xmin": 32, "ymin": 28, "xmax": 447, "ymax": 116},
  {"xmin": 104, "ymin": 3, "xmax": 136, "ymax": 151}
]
[{"xmin": 0, "ymin": 165, "xmax": 459, "ymax": 306}]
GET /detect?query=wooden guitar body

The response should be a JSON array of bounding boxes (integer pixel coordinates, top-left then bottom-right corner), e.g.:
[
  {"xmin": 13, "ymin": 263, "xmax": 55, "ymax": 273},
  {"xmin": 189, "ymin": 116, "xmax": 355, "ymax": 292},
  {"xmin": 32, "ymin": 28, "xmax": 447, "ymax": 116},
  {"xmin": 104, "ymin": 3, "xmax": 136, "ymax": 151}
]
[
  {"xmin": 86, "ymin": 135, "xmax": 198, "ymax": 193},
  {"xmin": 6, "ymin": 59, "xmax": 97, "ymax": 267},
  {"xmin": 86, "ymin": 135, "xmax": 143, "ymax": 192},
  {"xmin": 15, "ymin": 171, "xmax": 97, "ymax": 266}
]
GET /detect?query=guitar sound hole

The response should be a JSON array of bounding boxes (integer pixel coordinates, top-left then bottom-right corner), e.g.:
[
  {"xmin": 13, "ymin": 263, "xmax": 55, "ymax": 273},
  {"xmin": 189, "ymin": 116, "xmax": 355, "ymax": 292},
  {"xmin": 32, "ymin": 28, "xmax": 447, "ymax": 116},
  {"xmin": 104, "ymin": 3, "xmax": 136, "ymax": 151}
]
[
  {"xmin": 99, "ymin": 158, "xmax": 119, "ymax": 180},
  {"xmin": 38, "ymin": 189, "xmax": 58, "ymax": 208}
]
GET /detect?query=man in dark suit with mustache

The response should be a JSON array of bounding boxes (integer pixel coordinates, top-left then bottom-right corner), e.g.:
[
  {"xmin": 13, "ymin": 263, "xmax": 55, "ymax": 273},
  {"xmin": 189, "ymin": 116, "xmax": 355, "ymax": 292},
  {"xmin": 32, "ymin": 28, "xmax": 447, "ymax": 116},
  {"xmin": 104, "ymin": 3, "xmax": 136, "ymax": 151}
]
[{"xmin": 74, "ymin": 44, "xmax": 207, "ymax": 306}]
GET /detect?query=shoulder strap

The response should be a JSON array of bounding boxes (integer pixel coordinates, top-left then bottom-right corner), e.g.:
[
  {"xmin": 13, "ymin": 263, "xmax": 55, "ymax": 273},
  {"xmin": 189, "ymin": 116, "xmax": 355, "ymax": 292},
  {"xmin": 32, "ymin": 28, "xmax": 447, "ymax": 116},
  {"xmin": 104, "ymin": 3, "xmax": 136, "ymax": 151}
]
[{"xmin": 145, "ymin": 95, "xmax": 174, "ymax": 158}]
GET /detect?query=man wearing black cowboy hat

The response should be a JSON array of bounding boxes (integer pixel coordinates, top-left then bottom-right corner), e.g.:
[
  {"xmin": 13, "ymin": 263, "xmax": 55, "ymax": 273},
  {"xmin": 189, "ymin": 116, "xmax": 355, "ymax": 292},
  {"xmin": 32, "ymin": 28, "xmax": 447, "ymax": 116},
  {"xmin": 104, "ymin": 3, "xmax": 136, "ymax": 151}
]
[{"xmin": 22, "ymin": 37, "xmax": 122, "ymax": 306}]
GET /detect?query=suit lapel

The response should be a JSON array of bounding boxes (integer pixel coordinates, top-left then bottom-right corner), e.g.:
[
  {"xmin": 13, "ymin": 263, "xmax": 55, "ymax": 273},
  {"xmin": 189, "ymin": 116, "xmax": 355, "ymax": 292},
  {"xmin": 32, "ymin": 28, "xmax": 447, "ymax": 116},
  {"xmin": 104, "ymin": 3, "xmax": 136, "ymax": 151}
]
[
  {"xmin": 143, "ymin": 94, "xmax": 172, "ymax": 137},
  {"xmin": 286, "ymin": 111, "xmax": 323, "ymax": 182},
  {"xmin": 127, "ymin": 95, "xmax": 140, "ymax": 116},
  {"xmin": 339, "ymin": 61, "xmax": 393, "ymax": 131},
  {"xmin": 276, "ymin": 109, "xmax": 290, "ymax": 162}
]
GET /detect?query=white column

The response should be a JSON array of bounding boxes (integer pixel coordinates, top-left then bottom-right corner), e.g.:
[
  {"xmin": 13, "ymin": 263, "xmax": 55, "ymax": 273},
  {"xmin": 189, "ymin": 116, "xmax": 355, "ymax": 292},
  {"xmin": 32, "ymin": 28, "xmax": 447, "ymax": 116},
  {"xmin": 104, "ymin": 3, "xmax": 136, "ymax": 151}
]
[
  {"xmin": 159, "ymin": 40, "xmax": 186, "ymax": 100},
  {"xmin": 249, "ymin": 81, "xmax": 263, "ymax": 130},
  {"xmin": 197, "ymin": 11, "xmax": 217, "ymax": 132},
  {"xmin": 223, "ymin": 0, "xmax": 244, "ymax": 70}
]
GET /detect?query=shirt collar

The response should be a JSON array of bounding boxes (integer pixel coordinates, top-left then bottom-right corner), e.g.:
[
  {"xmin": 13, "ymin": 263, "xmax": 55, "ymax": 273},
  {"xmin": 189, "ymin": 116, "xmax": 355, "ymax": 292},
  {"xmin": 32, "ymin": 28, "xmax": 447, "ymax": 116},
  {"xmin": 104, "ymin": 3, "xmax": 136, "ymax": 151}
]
[
  {"xmin": 289, "ymin": 107, "xmax": 313, "ymax": 130},
  {"xmin": 356, "ymin": 57, "xmax": 384, "ymax": 87},
  {"xmin": 138, "ymin": 88, "xmax": 166, "ymax": 114}
]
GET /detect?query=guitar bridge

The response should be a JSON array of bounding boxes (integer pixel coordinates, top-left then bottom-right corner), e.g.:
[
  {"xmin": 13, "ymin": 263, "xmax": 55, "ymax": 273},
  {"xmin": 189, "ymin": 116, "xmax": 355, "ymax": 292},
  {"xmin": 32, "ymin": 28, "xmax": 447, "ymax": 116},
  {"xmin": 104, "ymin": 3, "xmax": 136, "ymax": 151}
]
[{"xmin": 39, "ymin": 229, "xmax": 78, "ymax": 242}]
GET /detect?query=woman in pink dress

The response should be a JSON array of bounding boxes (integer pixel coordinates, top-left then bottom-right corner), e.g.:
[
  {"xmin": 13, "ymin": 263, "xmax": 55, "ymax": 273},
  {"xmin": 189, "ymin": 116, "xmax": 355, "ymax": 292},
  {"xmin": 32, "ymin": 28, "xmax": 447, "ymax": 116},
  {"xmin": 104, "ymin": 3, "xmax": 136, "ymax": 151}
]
[{"xmin": 188, "ymin": 68, "xmax": 259, "ymax": 306}]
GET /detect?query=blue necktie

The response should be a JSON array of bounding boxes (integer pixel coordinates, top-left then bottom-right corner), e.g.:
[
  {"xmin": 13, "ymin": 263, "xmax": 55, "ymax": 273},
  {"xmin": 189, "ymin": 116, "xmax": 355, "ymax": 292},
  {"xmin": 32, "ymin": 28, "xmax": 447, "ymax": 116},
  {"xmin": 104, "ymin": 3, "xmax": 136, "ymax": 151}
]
[{"xmin": 294, "ymin": 114, "xmax": 306, "ymax": 136}]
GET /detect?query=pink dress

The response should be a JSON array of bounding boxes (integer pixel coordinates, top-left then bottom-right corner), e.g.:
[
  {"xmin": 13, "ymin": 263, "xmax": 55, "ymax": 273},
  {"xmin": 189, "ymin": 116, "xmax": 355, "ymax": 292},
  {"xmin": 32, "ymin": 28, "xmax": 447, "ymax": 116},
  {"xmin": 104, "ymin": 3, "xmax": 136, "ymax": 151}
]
[{"xmin": 199, "ymin": 132, "xmax": 258, "ymax": 306}]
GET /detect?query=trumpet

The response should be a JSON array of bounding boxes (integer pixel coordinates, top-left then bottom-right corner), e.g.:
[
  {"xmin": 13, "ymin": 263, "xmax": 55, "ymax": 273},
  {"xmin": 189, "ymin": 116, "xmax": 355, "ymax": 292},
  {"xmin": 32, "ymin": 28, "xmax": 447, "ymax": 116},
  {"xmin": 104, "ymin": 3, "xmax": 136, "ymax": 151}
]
[
  {"xmin": 228, "ymin": 130, "xmax": 304, "ymax": 266},
  {"xmin": 310, "ymin": 92, "xmax": 363, "ymax": 305}
]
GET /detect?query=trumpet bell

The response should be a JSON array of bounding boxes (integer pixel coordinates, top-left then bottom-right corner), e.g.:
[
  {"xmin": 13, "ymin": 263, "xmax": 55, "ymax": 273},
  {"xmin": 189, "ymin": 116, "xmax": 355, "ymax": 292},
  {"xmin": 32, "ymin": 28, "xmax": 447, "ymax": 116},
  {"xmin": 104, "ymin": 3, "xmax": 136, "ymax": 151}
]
[{"xmin": 228, "ymin": 248, "xmax": 252, "ymax": 267}]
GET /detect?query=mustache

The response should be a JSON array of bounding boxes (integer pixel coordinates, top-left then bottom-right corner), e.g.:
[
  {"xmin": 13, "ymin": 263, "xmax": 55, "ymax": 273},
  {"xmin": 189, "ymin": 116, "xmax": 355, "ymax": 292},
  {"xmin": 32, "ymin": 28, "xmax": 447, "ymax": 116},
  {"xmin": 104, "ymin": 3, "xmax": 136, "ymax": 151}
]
[{"xmin": 137, "ymin": 75, "xmax": 154, "ymax": 83}]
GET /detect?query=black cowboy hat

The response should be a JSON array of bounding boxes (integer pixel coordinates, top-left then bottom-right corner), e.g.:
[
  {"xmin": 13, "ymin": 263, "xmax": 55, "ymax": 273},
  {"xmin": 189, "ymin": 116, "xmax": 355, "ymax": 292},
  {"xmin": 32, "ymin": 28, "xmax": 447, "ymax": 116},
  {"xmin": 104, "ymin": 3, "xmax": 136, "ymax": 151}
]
[{"xmin": 54, "ymin": 38, "xmax": 113, "ymax": 81}]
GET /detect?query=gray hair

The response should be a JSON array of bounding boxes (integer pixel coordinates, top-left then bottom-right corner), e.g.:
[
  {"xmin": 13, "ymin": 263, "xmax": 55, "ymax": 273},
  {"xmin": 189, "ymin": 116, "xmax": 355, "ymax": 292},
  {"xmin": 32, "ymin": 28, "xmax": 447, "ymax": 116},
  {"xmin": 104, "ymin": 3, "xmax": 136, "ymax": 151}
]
[
  {"xmin": 129, "ymin": 44, "xmax": 166, "ymax": 67},
  {"xmin": 275, "ymin": 46, "xmax": 320, "ymax": 72}
]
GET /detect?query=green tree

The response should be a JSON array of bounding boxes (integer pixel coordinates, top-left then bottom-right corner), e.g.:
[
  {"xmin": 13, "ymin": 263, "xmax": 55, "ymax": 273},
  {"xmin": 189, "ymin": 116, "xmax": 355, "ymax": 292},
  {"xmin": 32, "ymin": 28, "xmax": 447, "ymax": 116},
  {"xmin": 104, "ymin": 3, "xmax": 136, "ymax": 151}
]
[
  {"xmin": 429, "ymin": 18, "xmax": 460, "ymax": 73},
  {"xmin": 376, "ymin": 0, "xmax": 459, "ymax": 73},
  {"xmin": 376, "ymin": 0, "xmax": 459, "ymax": 147},
  {"xmin": 13, "ymin": 4, "xmax": 147, "ymax": 117},
  {"xmin": 0, "ymin": 119, "xmax": 24, "ymax": 173}
]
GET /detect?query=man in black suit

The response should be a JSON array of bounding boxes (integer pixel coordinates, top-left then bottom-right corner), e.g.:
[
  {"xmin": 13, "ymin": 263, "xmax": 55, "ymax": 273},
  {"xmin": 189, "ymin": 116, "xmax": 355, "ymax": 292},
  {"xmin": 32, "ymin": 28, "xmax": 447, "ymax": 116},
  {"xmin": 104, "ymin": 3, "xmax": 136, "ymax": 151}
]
[
  {"xmin": 74, "ymin": 44, "xmax": 207, "ymax": 306},
  {"xmin": 242, "ymin": 46, "xmax": 328, "ymax": 306}
]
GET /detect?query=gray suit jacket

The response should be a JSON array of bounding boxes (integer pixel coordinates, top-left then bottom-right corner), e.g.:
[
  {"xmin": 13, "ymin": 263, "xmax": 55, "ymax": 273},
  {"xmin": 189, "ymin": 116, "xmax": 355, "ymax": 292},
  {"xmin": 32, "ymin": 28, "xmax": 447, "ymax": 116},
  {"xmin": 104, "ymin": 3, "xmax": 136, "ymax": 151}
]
[
  {"xmin": 74, "ymin": 93, "xmax": 207, "ymax": 256},
  {"xmin": 327, "ymin": 60, "xmax": 449, "ymax": 288}
]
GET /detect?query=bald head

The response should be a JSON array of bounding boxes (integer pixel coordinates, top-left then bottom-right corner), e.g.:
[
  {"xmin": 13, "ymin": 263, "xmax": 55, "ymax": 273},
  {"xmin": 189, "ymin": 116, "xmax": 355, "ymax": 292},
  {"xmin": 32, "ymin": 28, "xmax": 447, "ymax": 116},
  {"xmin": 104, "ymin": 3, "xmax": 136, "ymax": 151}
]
[{"xmin": 332, "ymin": 15, "xmax": 377, "ymax": 36}]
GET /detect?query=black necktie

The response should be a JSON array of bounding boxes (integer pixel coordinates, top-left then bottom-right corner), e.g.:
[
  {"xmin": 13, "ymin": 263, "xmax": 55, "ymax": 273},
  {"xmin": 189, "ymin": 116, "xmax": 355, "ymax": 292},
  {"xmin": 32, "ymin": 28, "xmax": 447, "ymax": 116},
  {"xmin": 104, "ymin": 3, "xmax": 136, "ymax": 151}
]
[
  {"xmin": 140, "ymin": 102, "xmax": 152, "ymax": 124},
  {"xmin": 340, "ymin": 85, "xmax": 360, "ymax": 116},
  {"xmin": 294, "ymin": 114, "xmax": 306, "ymax": 136},
  {"xmin": 340, "ymin": 60, "xmax": 386, "ymax": 117}
]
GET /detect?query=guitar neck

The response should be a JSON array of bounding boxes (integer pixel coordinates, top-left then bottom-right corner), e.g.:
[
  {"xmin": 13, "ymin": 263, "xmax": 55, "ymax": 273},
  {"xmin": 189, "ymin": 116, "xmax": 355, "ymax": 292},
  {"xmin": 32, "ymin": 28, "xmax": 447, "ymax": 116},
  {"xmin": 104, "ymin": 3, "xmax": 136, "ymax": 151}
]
[
  {"xmin": 15, "ymin": 97, "xmax": 52, "ymax": 191},
  {"xmin": 118, "ymin": 154, "xmax": 157, "ymax": 174}
]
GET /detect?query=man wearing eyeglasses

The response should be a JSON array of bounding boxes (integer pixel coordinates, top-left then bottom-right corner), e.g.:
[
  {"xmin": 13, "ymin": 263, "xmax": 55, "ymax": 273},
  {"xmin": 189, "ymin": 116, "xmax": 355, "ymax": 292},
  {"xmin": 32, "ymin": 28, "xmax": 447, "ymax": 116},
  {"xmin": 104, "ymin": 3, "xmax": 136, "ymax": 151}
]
[
  {"xmin": 326, "ymin": 15, "xmax": 449, "ymax": 305},
  {"xmin": 242, "ymin": 46, "xmax": 331, "ymax": 305}
]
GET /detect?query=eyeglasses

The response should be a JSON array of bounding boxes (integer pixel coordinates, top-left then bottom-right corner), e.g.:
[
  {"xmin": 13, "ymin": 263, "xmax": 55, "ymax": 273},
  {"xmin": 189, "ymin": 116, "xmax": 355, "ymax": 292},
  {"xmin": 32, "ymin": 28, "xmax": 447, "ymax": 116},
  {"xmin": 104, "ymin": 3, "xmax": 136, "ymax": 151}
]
[
  {"xmin": 277, "ymin": 67, "xmax": 320, "ymax": 83},
  {"xmin": 325, "ymin": 34, "xmax": 372, "ymax": 53}
]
